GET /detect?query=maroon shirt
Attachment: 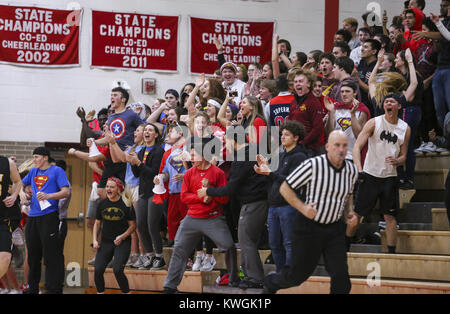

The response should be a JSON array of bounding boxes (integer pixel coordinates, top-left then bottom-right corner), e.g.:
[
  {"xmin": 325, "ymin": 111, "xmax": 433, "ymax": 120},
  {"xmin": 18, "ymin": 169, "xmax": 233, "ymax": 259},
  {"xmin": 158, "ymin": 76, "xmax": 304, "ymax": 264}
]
[{"xmin": 288, "ymin": 92, "xmax": 325, "ymax": 153}]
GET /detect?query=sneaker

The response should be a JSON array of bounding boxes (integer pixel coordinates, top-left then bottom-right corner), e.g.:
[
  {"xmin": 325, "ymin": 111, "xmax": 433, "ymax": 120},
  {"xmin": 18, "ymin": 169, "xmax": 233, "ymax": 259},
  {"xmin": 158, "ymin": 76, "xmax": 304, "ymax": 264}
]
[
  {"xmin": 20, "ymin": 284, "xmax": 29, "ymax": 294},
  {"xmin": 0, "ymin": 288, "xmax": 9, "ymax": 294},
  {"xmin": 422, "ymin": 142, "xmax": 437, "ymax": 153},
  {"xmin": 126, "ymin": 253, "xmax": 139, "ymax": 267},
  {"xmin": 435, "ymin": 146, "xmax": 450, "ymax": 154},
  {"xmin": 200, "ymin": 255, "xmax": 216, "ymax": 271},
  {"xmin": 8, "ymin": 289, "xmax": 22, "ymax": 294},
  {"xmin": 399, "ymin": 179, "xmax": 414, "ymax": 190},
  {"xmin": 131, "ymin": 255, "xmax": 145, "ymax": 268},
  {"xmin": 88, "ymin": 257, "xmax": 96, "ymax": 266},
  {"xmin": 150, "ymin": 257, "xmax": 166, "ymax": 270},
  {"xmin": 238, "ymin": 278, "xmax": 263, "ymax": 290},
  {"xmin": 162, "ymin": 287, "xmax": 178, "ymax": 294},
  {"xmin": 414, "ymin": 141, "xmax": 428, "ymax": 154},
  {"xmin": 192, "ymin": 253, "xmax": 205, "ymax": 271},
  {"xmin": 139, "ymin": 255, "xmax": 155, "ymax": 270}
]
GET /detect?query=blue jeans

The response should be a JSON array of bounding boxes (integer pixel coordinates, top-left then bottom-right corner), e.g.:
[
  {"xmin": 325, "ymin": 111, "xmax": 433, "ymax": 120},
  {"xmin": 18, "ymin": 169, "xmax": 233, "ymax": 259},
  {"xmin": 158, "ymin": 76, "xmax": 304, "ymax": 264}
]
[
  {"xmin": 398, "ymin": 106, "xmax": 422, "ymax": 182},
  {"xmin": 432, "ymin": 68, "xmax": 450, "ymax": 129},
  {"xmin": 268, "ymin": 205, "xmax": 297, "ymax": 272}
]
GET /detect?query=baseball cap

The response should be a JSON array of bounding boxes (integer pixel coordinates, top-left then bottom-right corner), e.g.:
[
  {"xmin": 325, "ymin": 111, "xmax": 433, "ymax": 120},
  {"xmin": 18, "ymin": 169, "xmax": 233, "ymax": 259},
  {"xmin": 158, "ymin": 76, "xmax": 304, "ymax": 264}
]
[{"xmin": 220, "ymin": 62, "xmax": 238, "ymax": 74}]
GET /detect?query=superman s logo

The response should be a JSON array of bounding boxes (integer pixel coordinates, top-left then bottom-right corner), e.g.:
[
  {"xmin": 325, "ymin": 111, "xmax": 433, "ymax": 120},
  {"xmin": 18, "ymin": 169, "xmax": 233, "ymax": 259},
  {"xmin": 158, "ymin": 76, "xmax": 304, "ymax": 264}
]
[{"xmin": 34, "ymin": 175, "xmax": 49, "ymax": 191}]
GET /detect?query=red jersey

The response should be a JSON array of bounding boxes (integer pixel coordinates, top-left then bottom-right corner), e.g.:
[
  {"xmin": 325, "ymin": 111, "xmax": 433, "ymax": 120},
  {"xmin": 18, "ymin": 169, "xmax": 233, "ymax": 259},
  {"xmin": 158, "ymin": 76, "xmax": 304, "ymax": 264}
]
[
  {"xmin": 92, "ymin": 144, "xmax": 109, "ymax": 183},
  {"xmin": 181, "ymin": 165, "xmax": 228, "ymax": 219}
]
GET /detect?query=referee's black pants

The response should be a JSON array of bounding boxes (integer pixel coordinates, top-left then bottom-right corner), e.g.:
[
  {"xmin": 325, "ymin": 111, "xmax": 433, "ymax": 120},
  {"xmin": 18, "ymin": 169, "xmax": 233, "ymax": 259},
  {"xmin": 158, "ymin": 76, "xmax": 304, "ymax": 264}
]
[
  {"xmin": 264, "ymin": 212, "xmax": 351, "ymax": 294},
  {"xmin": 25, "ymin": 211, "xmax": 65, "ymax": 294}
]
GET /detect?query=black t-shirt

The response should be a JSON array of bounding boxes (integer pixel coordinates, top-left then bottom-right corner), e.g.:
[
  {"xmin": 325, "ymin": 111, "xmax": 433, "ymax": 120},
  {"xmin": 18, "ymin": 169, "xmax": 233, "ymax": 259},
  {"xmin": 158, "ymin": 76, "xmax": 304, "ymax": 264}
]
[
  {"xmin": 96, "ymin": 198, "xmax": 135, "ymax": 241},
  {"xmin": 0, "ymin": 156, "xmax": 19, "ymax": 220},
  {"xmin": 357, "ymin": 59, "xmax": 377, "ymax": 116}
]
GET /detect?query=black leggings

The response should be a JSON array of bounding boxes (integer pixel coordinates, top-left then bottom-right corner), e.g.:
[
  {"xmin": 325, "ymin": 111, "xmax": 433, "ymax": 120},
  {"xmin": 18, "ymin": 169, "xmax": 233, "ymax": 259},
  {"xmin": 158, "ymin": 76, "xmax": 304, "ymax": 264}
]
[{"xmin": 94, "ymin": 238, "xmax": 131, "ymax": 293}]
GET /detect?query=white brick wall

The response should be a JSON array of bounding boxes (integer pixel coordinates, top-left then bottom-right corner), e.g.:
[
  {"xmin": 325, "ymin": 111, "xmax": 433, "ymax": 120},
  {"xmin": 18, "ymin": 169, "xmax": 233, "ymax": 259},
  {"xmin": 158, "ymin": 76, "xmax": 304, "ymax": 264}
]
[{"xmin": 0, "ymin": 0, "xmax": 325, "ymax": 143}]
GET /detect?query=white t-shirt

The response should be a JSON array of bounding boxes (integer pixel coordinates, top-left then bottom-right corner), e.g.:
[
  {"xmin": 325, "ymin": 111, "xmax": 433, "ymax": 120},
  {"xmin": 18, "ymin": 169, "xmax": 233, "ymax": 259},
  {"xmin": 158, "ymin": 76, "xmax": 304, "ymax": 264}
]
[
  {"xmin": 364, "ymin": 116, "xmax": 408, "ymax": 178},
  {"xmin": 223, "ymin": 79, "xmax": 246, "ymax": 105},
  {"xmin": 334, "ymin": 108, "xmax": 364, "ymax": 160}
]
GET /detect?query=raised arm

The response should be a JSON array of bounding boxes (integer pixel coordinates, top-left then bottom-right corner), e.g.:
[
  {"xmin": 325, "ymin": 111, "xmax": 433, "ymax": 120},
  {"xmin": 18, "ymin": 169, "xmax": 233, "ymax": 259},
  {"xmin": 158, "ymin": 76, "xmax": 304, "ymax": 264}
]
[
  {"xmin": 271, "ymin": 34, "xmax": 281, "ymax": 79},
  {"xmin": 403, "ymin": 49, "xmax": 418, "ymax": 103},
  {"xmin": 217, "ymin": 95, "xmax": 230, "ymax": 128},
  {"xmin": 369, "ymin": 49, "xmax": 385, "ymax": 99},
  {"xmin": 350, "ymin": 101, "xmax": 369, "ymax": 138},
  {"xmin": 185, "ymin": 74, "xmax": 205, "ymax": 113}
]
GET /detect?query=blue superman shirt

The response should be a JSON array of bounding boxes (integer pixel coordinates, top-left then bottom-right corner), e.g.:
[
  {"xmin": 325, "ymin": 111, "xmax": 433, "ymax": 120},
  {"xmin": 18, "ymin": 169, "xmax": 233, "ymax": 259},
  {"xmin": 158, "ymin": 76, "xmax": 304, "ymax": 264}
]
[{"xmin": 22, "ymin": 165, "xmax": 70, "ymax": 217}]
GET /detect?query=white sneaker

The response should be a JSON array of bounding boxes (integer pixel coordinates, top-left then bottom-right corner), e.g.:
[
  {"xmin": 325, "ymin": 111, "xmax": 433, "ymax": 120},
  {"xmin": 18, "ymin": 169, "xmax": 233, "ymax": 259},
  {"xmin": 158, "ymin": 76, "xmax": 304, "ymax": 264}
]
[
  {"xmin": 131, "ymin": 255, "xmax": 145, "ymax": 268},
  {"xmin": 88, "ymin": 257, "xmax": 96, "ymax": 265},
  {"xmin": 192, "ymin": 253, "xmax": 204, "ymax": 271},
  {"xmin": 0, "ymin": 288, "xmax": 9, "ymax": 294},
  {"xmin": 414, "ymin": 142, "xmax": 428, "ymax": 154},
  {"xmin": 200, "ymin": 255, "xmax": 216, "ymax": 272},
  {"xmin": 126, "ymin": 253, "xmax": 139, "ymax": 267},
  {"xmin": 435, "ymin": 146, "xmax": 450, "ymax": 154},
  {"xmin": 8, "ymin": 289, "xmax": 22, "ymax": 294},
  {"xmin": 422, "ymin": 142, "xmax": 437, "ymax": 153}
]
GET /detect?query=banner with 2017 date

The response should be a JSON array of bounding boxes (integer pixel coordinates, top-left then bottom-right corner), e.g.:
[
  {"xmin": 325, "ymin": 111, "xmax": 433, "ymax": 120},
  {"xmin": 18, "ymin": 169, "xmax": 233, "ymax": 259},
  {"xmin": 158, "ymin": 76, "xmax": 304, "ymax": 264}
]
[
  {"xmin": 189, "ymin": 16, "xmax": 274, "ymax": 75},
  {"xmin": 0, "ymin": 4, "xmax": 81, "ymax": 67},
  {"xmin": 91, "ymin": 10, "xmax": 179, "ymax": 72}
]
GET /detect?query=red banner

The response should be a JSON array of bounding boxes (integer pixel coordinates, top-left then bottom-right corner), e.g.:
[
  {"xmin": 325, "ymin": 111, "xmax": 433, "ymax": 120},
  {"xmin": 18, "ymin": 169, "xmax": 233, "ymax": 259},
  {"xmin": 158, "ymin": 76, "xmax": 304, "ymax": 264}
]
[
  {"xmin": 190, "ymin": 17, "xmax": 274, "ymax": 74},
  {"xmin": 91, "ymin": 10, "xmax": 179, "ymax": 72},
  {"xmin": 0, "ymin": 4, "xmax": 81, "ymax": 67}
]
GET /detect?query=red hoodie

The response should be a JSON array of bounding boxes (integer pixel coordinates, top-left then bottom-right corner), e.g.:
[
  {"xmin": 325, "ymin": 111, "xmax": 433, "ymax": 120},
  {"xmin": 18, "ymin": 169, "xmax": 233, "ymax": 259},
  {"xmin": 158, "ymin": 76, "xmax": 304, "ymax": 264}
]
[
  {"xmin": 180, "ymin": 164, "xmax": 229, "ymax": 219},
  {"xmin": 401, "ymin": 8, "xmax": 427, "ymax": 57}
]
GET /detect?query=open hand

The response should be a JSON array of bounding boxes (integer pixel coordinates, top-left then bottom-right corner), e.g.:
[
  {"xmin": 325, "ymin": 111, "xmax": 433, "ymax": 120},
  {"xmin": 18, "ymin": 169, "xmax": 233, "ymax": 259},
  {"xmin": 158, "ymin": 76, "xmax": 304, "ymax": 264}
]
[{"xmin": 197, "ymin": 187, "xmax": 207, "ymax": 199}]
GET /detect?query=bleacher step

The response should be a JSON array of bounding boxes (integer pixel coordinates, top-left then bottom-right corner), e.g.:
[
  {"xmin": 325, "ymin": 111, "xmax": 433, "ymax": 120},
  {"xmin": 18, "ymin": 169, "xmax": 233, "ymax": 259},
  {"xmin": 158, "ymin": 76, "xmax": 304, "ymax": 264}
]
[
  {"xmin": 398, "ymin": 202, "xmax": 445, "ymax": 223},
  {"xmin": 414, "ymin": 169, "xmax": 448, "ymax": 190},
  {"xmin": 277, "ymin": 276, "xmax": 450, "ymax": 294},
  {"xmin": 432, "ymin": 208, "xmax": 450, "ymax": 231},
  {"xmin": 381, "ymin": 230, "xmax": 450, "ymax": 255},
  {"xmin": 347, "ymin": 252, "xmax": 450, "ymax": 281},
  {"xmin": 415, "ymin": 155, "xmax": 450, "ymax": 171},
  {"xmin": 88, "ymin": 267, "xmax": 219, "ymax": 293}
]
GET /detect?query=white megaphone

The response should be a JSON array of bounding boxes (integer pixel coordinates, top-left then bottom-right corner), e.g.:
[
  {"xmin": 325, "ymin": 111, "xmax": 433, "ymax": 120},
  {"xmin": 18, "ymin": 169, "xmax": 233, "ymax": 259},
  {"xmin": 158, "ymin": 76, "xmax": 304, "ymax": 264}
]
[
  {"xmin": 152, "ymin": 174, "xmax": 167, "ymax": 195},
  {"xmin": 88, "ymin": 138, "xmax": 102, "ymax": 157}
]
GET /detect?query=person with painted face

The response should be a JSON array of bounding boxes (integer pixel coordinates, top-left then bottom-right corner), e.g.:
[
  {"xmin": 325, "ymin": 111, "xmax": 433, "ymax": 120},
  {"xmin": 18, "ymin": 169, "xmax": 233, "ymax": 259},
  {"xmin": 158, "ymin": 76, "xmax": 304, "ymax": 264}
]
[{"xmin": 93, "ymin": 177, "xmax": 136, "ymax": 294}]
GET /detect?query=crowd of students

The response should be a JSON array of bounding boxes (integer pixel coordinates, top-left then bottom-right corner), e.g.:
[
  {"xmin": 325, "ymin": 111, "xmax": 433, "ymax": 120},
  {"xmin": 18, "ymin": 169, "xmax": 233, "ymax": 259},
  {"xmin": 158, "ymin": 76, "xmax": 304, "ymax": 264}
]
[{"xmin": 0, "ymin": 0, "xmax": 449, "ymax": 294}]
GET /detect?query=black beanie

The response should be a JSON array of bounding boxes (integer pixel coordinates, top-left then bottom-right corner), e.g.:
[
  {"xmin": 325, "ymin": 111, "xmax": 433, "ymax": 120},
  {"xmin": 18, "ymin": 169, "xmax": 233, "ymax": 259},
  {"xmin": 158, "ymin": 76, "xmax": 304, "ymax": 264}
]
[{"xmin": 32, "ymin": 146, "xmax": 50, "ymax": 157}]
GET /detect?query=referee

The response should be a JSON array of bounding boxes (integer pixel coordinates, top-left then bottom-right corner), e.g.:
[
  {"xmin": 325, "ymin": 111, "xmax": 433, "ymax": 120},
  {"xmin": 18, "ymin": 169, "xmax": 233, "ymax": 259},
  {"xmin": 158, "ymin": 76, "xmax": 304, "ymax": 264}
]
[{"xmin": 264, "ymin": 130, "xmax": 358, "ymax": 294}]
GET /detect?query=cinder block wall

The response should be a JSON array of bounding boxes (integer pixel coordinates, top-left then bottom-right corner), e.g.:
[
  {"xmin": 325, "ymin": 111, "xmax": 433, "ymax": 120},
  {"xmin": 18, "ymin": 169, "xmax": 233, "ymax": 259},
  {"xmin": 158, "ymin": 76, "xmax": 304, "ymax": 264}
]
[{"xmin": 0, "ymin": 141, "xmax": 44, "ymax": 165}]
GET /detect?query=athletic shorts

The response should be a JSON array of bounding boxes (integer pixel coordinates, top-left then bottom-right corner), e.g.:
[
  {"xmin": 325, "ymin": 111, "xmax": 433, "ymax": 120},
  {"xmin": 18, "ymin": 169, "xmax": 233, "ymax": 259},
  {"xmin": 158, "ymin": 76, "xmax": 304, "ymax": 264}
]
[
  {"xmin": 98, "ymin": 161, "xmax": 126, "ymax": 188},
  {"xmin": 0, "ymin": 219, "xmax": 20, "ymax": 253},
  {"xmin": 124, "ymin": 184, "xmax": 139, "ymax": 205},
  {"xmin": 355, "ymin": 173, "xmax": 399, "ymax": 218}
]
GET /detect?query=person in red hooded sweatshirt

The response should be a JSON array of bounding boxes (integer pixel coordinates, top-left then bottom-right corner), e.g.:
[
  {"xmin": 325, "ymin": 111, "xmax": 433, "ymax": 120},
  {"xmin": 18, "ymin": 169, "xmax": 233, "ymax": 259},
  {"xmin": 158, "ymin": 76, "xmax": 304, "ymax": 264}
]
[
  {"xmin": 162, "ymin": 136, "xmax": 239, "ymax": 294},
  {"xmin": 402, "ymin": 8, "xmax": 426, "ymax": 57},
  {"xmin": 288, "ymin": 68, "xmax": 326, "ymax": 155}
]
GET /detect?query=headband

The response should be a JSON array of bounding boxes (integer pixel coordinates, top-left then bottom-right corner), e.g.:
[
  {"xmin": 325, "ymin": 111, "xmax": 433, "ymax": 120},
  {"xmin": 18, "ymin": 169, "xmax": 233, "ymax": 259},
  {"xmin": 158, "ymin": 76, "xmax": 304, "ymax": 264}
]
[
  {"xmin": 107, "ymin": 177, "xmax": 124, "ymax": 192},
  {"xmin": 207, "ymin": 99, "xmax": 222, "ymax": 109}
]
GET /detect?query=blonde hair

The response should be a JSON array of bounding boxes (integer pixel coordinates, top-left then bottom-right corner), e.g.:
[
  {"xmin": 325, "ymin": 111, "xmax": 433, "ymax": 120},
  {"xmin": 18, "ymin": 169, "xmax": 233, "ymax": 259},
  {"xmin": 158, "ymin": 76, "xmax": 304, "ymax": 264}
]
[
  {"xmin": 287, "ymin": 68, "xmax": 317, "ymax": 91},
  {"xmin": 374, "ymin": 72, "xmax": 407, "ymax": 108}
]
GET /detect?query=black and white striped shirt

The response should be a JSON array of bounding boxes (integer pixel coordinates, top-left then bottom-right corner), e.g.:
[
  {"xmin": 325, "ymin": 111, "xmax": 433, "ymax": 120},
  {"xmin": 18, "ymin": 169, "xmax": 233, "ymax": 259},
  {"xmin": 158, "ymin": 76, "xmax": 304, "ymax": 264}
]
[{"xmin": 286, "ymin": 154, "xmax": 358, "ymax": 224}]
